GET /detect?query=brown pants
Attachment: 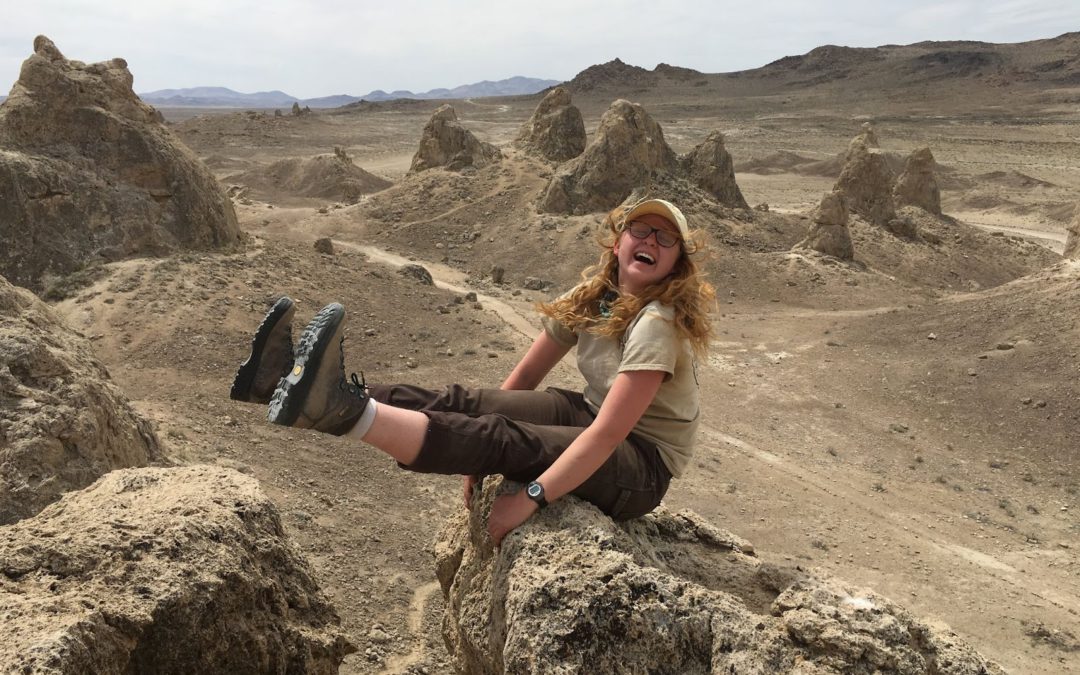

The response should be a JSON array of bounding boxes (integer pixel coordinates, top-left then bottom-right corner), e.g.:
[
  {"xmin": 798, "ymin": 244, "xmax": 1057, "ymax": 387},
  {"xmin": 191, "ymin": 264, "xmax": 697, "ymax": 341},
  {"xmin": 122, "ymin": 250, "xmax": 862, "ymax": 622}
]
[{"xmin": 368, "ymin": 384, "xmax": 672, "ymax": 520}]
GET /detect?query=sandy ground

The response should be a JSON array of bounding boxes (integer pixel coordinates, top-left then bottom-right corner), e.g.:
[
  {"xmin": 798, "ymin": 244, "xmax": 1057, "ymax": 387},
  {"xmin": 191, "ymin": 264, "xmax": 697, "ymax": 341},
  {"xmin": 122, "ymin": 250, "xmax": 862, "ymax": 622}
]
[{"xmin": 46, "ymin": 90, "xmax": 1080, "ymax": 673}]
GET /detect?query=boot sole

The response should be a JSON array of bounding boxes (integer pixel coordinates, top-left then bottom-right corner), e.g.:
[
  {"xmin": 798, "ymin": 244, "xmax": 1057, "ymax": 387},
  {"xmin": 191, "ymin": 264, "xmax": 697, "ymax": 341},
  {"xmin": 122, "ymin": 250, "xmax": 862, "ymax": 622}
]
[
  {"xmin": 267, "ymin": 303, "xmax": 345, "ymax": 426},
  {"xmin": 230, "ymin": 296, "xmax": 295, "ymax": 402}
]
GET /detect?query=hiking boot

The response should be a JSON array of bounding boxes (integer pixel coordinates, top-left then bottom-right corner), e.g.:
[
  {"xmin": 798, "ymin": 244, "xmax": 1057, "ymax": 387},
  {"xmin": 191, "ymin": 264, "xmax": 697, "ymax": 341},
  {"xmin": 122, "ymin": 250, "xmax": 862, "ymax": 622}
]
[
  {"xmin": 266, "ymin": 303, "xmax": 369, "ymax": 435},
  {"xmin": 230, "ymin": 296, "xmax": 296, "ymax": 404}
]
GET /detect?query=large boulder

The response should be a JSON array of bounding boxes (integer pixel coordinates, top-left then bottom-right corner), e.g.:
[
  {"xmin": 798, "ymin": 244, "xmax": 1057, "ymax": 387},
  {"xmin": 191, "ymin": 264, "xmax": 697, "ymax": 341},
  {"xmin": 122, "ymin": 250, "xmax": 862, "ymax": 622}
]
[
  {"xmin": 409, "ymin": 104, "xmax": 501, "ymax": 173},
  {"xmin": 795, "ymin": 190, "xmax": 854, "ymax": 259},
  {"xmin": 1065, "ymin": 206, "xmax": 1079, "ymax": 259},
  {"xmin": 834, "ymin": 123, "xmax": 896, "ymax": 227},
  {"xmin": 513, "ymin": 86, "xmax": 586, "ymax": 163},
  {"xmin": 0, "ymin": 465, "xmax": 355, "ymax": 673},
  {"xmin": 539, "ymin": 99, "xmax": 679, "ymax": 214},
  {"xmin": 680, "ymin": 131, "xmax": 749, "ymax": 209},
  {"xmin": 893, "ymin": 146, "xmax": 942, "ymax": 215},
  {"xmin": 0, "ymin": 36, "xmax": 241, "ymax": 294},
  {"xmin": 0, "ymin": 274, "xmax": 164, "ymax": 525},
  {"xmin": 436, "ymin": 478, "xmax": 1004, "ymax": 674},
  {"xmin": 231, "ymin": 147, "xmax": 391, "ymax": 204}
]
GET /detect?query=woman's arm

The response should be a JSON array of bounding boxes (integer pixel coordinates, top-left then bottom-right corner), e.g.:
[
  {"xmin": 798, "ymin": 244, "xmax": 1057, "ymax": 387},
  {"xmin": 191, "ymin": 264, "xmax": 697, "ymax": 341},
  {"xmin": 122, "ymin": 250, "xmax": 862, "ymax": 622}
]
[
  {"xmin": 487, "ymin": 369, "xmax": 665, "ymax": 543},
  {"xmin": 500, "ymin": 330, "xmax": 571, "ymax": 391},
  {"xmin": 466, "ymin": 330, "xmax": 572, "ymax": 508}
]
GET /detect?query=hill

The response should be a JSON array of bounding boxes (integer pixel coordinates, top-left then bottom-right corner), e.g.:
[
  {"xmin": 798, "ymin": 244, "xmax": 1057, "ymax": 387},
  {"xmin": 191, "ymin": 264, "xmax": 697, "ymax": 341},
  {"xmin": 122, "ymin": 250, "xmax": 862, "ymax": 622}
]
[{"xmin": 138, "ymin": 77, "xmax": 560, "ymax": 109}]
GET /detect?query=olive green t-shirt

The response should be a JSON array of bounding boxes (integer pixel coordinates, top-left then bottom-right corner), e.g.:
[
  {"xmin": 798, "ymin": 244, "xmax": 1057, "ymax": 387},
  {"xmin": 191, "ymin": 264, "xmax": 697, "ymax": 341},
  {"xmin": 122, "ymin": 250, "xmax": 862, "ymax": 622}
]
[{"xmin": 541, "ymin": 300, "xmax": 700, "ymax": 478}]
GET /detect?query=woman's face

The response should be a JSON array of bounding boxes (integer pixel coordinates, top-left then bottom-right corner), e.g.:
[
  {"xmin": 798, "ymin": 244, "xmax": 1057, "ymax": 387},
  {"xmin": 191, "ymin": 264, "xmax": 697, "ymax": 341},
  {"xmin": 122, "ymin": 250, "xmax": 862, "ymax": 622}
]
[{"xmin": 613, "ymin": 213, "xmax": 683, "ymax": 294}]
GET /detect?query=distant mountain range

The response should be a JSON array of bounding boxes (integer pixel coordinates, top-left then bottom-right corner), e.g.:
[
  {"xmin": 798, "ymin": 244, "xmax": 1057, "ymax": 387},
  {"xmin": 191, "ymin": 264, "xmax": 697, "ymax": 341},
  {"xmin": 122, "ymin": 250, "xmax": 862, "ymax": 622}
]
[{"xmin": 138, "ymin": 76, "xmax": 560, "ymax": 108}]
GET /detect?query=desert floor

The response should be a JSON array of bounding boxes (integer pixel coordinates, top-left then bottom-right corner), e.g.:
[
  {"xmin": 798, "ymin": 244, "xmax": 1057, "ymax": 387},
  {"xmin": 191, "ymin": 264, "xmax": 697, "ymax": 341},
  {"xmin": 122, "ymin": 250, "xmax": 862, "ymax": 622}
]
[{"xmin": 54, "ymin": 93, "xmax": 1079, "ymax": 674}]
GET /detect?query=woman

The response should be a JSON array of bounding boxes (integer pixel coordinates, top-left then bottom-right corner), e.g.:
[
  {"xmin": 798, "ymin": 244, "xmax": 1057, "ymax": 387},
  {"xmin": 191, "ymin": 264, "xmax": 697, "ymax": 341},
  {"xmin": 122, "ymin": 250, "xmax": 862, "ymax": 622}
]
[{"xmin": 231, "ymin": 199, "xmax": 714, "ymax": 545}]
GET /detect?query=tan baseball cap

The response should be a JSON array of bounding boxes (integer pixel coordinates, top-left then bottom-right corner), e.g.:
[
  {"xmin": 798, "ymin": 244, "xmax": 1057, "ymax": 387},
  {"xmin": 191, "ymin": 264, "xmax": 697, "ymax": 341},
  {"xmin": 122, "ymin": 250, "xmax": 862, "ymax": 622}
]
[{"xmin": 621, "ymin": 199, "xmax": 690, "ymax": 242}]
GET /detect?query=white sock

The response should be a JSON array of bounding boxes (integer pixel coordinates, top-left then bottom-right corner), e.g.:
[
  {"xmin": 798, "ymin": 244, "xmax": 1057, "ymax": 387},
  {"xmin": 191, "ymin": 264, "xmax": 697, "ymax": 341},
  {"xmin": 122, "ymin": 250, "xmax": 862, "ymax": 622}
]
[{"xmin": 348, "ymin": 399, "xmax": 378, "ymax": 439}]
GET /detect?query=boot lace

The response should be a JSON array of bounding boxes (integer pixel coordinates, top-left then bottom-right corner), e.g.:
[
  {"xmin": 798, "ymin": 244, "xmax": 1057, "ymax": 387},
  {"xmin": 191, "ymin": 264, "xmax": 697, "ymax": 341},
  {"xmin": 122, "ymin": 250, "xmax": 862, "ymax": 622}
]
[{"xmin": 343, "ymin": 371, "xmax": 368, "ymax": 398}]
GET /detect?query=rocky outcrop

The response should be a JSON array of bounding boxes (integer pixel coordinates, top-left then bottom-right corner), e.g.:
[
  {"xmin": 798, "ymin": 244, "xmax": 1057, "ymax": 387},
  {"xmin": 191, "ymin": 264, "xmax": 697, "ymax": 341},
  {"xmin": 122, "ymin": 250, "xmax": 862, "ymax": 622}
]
[
  {"xmin": 894, "ymin": 146, "xmax": 942, "ymax": 215},
  {"xmin": 0, "ymin": 274, "xmax": 164, "ymax": 525},
  {"xmin": 409, "ymin": 104, "xmax": 501, "ymax": 173},
  {"xmin": 231, "ymin": 147, "xmax": 391, "ymax": 203},
  {"xmin": 1064, "ymin": 206, "xmax": 1079, "ymax": 259},
  {"xmin": 834, "ymin": 123, "xmax": 896, "ymax": 227},
  {"xmin": 436, "ymin": 478, "xmax": 1004, "ymax": 674},
  {"xmin": 0, "ymin": 465, "xmax": 355, "ymax": 673},
  {"xmin": 539, "ymin": 99, "xmax": 679, "ymax": 214},
  {"xmin": 0, "ymin": 36, "xmax": 241, "ymax": 294},
  {"xmin": 680, "ymin": 131, "xmax": 749, "ymax": 209},
  {"xmin": 795, "ymin": 191, "xmax": 854, "ymax": 259},
  {"xmin": 513, "ymin": 87, "xmax": 586, "ymax": 162}
]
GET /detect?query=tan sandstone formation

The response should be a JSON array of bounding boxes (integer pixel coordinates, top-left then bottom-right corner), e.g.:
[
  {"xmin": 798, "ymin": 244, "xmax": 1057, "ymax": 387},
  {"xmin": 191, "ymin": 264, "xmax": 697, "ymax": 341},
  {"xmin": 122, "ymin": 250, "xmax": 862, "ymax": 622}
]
[
  {"xmin": 233, "ymin": 147, "xmax": 391, "ymax": 203},
  {"xmin": 795, "ymin": 191, "xmax": 854, "ymax": 259},
  {"xmin": 894, "ymin": 146, "xmax": 942, "ymax": 215},
  {"xmin": 0, "ymin": 274, "xmax": 164, "ymax": 525},
  {"xmin": 409, "ymin": 104, "xmax": 501, "ymax": 173},
  {"xmin": 834, "ymin": 123, "xmax": 897, "ymax": 228},
  {"xmin": 0, "ymin": 36, "xmax": 241, "ymax": 294},
  {"xmin": 0, "ymin": 465, "xmax": 355, "ymax": 673},
  {"xmin": 680, "ymin": 131, "xmax": 749, "ymax": 209},
  {"xmin": 539, "ymin": 99, "xmax": 679, "ymax": 214},
  {"xmin": 513, "ymin": 86, "xmax": 586, "ymax": 162},
  {"xmin": 1065, "ymin": 206, "xmax": 1079, "ymax": 259},
  {"xmin": 435, "ymin": 479, "xmax": 1004, "ymax": 674}
]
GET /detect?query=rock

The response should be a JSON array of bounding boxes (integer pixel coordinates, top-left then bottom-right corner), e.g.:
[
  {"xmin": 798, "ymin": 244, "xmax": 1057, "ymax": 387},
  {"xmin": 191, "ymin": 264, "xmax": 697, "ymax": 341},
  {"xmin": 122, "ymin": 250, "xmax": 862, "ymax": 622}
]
[
  {"xmin": 513, "ymin": 86, "xmax": 586, "ymax": 162},
  {"xmin": 893, "ymin": 146, "xmax": 942, "ymax": 215},
  {"xmin": 490, "ymin": 265, "xmax": 505, "ymax": 284},
  {"xmin": 0, "ymin": 36, "xmax": 241, "ymax": 294},
  {"xmin": 314, "ymin": 237, "xmax": 335, "ymax": 255},
  {"xmin": 435, "ymin": 478, "xmax": 1003, "ymax": 674},
  {"xmin": 409, "ymin": 105, "xmax": 501, "ymax": 174},
  {"xmin": 834, "ymin": 123, "xmax": 896, "ymax": 227},
  {"xmin": 231, "ymin": 147, "xmax": 391, "ymax": 204},
  {"xmin": 1065, "ymin": 204, "xmax": 1080, "ymax": 259},
  {"xmin": 522, "ymin": 276, "xmax": 548, "ymax": 291},
  {"xmin": 399, "ymin": 264, "xmax": 434, "ymax": 285},
  {"xmin": 0, "ymin": 465, "xmax": 355, "ymax": 673},
  {"xmin": 538, "ymin": 99, "xmax": 679, "ymax": 214},
  {"xmin": 794, "ymin": 190, "xmax": 854, "ymax": 259},
  {"xmin": 0, "ymin": 274, "xmax": 164, "ymax": 525},
  {"xmin": 680, "ymin": 131, "xmax": 749, "ymax": 209}
]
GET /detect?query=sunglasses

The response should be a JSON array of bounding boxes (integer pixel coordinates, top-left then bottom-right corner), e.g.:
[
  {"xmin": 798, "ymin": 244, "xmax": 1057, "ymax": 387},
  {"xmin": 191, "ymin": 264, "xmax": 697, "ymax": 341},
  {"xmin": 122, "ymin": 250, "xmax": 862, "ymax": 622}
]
[{"xmin": 624, "ymin": 221, "xmax": 681, "ymax": 248}]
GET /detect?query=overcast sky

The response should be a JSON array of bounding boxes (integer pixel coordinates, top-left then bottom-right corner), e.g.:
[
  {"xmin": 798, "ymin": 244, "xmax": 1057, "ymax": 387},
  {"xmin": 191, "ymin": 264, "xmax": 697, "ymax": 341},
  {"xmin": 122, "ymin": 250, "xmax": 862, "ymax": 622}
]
[{"xmin": 2, "ymin": 0, "xmax": 1077, "ymax": 99}]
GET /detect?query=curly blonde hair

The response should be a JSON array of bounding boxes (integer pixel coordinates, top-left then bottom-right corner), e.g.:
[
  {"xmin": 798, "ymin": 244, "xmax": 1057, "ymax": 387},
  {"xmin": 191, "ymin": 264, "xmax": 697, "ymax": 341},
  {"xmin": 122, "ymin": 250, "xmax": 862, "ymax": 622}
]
[{"xmin": 538, "ymin": 204, "xmax": 716, "ymax": 357}]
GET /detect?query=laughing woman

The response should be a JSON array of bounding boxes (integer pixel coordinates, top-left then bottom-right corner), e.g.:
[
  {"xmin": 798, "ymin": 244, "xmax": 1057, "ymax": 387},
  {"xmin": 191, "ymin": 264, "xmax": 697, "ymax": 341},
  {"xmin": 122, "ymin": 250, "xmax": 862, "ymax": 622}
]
[{"xmin": 231, "ymin": 199, "xmax": 715, "ymax": 544}]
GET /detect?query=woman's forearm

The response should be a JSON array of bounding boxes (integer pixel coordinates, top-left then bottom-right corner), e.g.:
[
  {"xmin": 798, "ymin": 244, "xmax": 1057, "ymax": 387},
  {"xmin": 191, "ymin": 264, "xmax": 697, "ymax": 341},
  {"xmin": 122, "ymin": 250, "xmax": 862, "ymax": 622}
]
[{"xmin": 534, "ymin": 426, "xmax": 619, "ymax": 501}]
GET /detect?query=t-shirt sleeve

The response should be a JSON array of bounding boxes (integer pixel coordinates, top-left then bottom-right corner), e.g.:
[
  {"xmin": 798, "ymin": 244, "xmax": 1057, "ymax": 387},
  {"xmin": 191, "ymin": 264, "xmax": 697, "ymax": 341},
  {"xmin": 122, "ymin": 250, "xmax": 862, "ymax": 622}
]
[
  {"xmin": 541, "ymin": 313, "xmax": 578, "ymax": 348},
  {"xmin": 619, "ymin": 306, "xmax": 678, "ymax": 377}
]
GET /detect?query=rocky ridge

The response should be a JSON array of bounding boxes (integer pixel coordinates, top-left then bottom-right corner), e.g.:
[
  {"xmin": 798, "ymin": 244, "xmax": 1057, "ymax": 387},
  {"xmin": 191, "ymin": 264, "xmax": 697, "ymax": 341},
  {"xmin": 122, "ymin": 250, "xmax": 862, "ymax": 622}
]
[
  {"xmin": 409, "ymin": 104, "xmax": 501, "ymax": 173},
  {"xmin": 0, "ymin": 36, "xmax": 241, "ymax": 294},
  {"xmin": 435, "ymin": 478, "xmax": 1005, "ymax": 674},
  {"xmin": 0, "ymin": 274, "xmax": 164, "ymax": 525},
  {"xmin": 0, "ymin": 465, "xmax": 355, "ymax": 673}
]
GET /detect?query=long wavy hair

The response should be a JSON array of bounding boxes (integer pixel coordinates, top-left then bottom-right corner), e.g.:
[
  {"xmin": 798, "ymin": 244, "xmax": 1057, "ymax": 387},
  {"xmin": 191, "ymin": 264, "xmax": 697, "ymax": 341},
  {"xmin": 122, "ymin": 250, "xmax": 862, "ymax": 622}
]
[{"xmin": 538, "ymin": 204, "xmax": 716, "ymax": 357}]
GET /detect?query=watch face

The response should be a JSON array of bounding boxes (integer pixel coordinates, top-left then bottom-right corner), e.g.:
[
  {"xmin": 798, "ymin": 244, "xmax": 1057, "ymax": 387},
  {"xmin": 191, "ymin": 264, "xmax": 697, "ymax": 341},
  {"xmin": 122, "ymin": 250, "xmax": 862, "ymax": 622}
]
[{"xmin": 527, "ymin": 483, "xmax": 542, "ymax": 498}]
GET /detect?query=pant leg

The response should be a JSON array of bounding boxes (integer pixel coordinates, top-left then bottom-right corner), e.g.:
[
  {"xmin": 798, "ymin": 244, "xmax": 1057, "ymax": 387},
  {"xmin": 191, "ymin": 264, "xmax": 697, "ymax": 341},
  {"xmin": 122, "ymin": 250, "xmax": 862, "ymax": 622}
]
[
  {"xmin": 369, "ymin": 383, "xmax": 592, "ymax": 426},
  {"xmin": 406, "ymin": 407, "xmax": 671, "ymax": 520}
]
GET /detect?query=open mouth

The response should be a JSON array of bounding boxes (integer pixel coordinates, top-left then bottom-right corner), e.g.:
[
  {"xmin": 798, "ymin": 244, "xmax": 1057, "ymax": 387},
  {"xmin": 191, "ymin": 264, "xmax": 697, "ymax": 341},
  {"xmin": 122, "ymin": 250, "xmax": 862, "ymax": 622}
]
[{"xmin": 633, "ymin": 252, "xmax": 656, "ymax": 265}]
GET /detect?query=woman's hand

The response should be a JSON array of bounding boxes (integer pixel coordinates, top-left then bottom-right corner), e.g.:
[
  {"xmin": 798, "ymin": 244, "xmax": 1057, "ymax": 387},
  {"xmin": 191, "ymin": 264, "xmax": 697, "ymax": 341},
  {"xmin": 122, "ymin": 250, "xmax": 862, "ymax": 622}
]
[
  {"xmin": 487, "ymin": 490, "xmax": 538, "ymax": 547},
  {"xmin": 463, "ymin": 474, "xmax": 481, "ymax": 509}
]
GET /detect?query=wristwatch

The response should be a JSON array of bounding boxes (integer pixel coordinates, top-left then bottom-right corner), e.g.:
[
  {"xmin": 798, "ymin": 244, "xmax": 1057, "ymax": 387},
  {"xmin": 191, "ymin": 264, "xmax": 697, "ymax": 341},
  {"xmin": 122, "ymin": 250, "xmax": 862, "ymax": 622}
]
[{"xmin": 525, "ymin": 481, "xmax": 547, "ymax": 508}]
